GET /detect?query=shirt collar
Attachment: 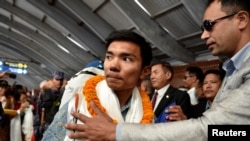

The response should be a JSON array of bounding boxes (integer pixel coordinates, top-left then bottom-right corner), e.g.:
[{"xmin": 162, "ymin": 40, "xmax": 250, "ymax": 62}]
[
  {"xmin": 121, "ymin": 98, "xmax": 131, "ymax": 119},
  {"xmin": 156, "ymin": 84, "xmax": 170, "ymax": 97},
  {"xmin": 223, "ymin": 42, "xmax": 250, "ymax": 76}
]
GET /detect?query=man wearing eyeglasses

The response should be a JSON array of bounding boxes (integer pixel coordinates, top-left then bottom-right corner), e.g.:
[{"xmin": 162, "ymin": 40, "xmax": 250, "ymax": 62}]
[
  {"xmin": 182, "ymin": 66, "xmax": 208, "ymax": 118},
  {"xmin": 182, "ymin": 66, "xmax": 205, "ymax": 105},
  {"xmin": 64, "ymin": 0, "xmax": 250, "ymax": 141}
]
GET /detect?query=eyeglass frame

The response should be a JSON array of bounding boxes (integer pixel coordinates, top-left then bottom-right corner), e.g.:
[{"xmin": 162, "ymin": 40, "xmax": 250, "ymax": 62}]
[
  {"xmin": 183, "ymin": 75, "xmax": 194, "ymax": 80},
  {"xmin": 201, "ymin": 12, "xmax": 238, "ymax": 32}
]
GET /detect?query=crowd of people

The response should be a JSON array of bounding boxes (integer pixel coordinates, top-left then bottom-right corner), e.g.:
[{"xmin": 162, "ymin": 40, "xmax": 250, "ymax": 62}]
[
  {"xmin": 0, "ymin": 70, "xmax": 65, "ymax": 141},
  {"xmin": 1, "ymin": 0, "xmax": 250, "ymax": 140},
  {"xmin": 0, "ymin": 74, "xmax": 34, "ymax": 141}
]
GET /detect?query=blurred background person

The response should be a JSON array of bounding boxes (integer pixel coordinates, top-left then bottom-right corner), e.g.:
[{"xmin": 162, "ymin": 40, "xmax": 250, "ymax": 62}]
[
  {"xmin": 182, "ymin": 66, "xmax": 205, "ymax": 105},
  {"xmin": 34, "ymin": 71, "xmax": 64, "ymax": 140},
  {"xmin": 0, "ymin": 80, "xmax": 12, "ymax": 141},
  {"xmin": 140, "ymin": 78, "xmax": 153, "ymax": 95},
  {"xmin": 203, "ymin": 69, "xmax": 225, "ymax": 110},
  {"xmin": 182, "ymin": 66, "xmax": 207, "ymax": 118}
]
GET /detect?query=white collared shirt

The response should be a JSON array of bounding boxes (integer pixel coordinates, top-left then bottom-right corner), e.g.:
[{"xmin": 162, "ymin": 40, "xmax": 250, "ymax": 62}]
[
  {"xmin": 187, "ymin": 87, "xmax": 198, "ymax": 105},
  {"xmin": 153, "ymin": 84, "xmax": 170, "ymax": 111}
]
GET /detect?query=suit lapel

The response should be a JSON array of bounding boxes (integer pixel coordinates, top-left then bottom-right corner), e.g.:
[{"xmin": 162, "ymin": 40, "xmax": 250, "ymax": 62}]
[{"xmin": 154, "ymin": 86, "xmax": 175, "ymax": 117}]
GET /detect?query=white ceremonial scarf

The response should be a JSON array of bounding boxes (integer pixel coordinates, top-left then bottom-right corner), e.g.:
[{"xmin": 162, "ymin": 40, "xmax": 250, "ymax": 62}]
[
  {"xmin": 22, "ymin": 105, "xmax": 34, "ymax": 141},
  {"xmin": 59, "ymin": 67, "xmax": 104, "ymax": 109},
  {"xmin": 10, "ymin": 114, "xmax": 22, "ymax": 141},
  {"xmin": 64, "ymin": 79, "xmax": 144, "ymax": 141},
  {"xmin": 10, "ymin": 105, "xmax": 34, "ymax": 141}
]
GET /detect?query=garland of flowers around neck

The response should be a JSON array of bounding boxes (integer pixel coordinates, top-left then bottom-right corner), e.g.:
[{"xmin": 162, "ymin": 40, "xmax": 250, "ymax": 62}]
[{"xmin": 83, "ymin": 75, "xmax": 154, "ymax": 124}]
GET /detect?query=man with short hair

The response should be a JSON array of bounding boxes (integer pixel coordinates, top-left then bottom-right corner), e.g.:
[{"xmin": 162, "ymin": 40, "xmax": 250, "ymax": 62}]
[
  {"xmin": 42, "ymin": 30, "xmax": 154, "ymax": 141},
  {"xmin": 182, "ymin": 66, "xmax": 207, "ymax": 118},
  {"xmin": 41, "ymin": 71, "xmax": 65, "ymax": 125},
  {"xmin": 34, "ymin": 71, "xmax": 65, "ymax": 140},
  {"xmin": 63, "ymin": 0, "xmax": 250, "ymax": 141},
  {"xmin": 183, "ymin": 66, "xmax": 205, "ymax": 105},
  {"xmin": 150, "ymin": 61, "xmax": 191, "ymax": 122},
  {"xmin": 203, "ymin": 69, "xmax": 225, "ymax": 109}
]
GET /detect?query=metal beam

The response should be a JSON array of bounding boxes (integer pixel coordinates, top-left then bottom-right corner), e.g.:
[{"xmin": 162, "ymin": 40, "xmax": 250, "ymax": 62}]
[
  {"xmin": 60, "ymin": 0, "xmax": 115, "ymax": 40},
  {"xmin": 0, "ymin": 27, "xmax": 76, "ymax": 75},
  {"xmin": 181, "ymin": 0, "xmax": 206, "ymax": 25},
  {"xmin": 112, "ymin": 0, "xmax": 195, "ymax": 63},
  {"xmin": 0, "ymin": 0, "xmax": 96, "ymax": 64},
  {"xmin": 27, "ymin": 0, "xmax": 106, "ymax": 59},
  {"xmin": 0, "ymin": 35, "xmax": 62, "ymax": 75},
  {"xmin": 0, "ymin": 14, "xmax": 83, "ymax": 71},
  {"xmin": 1, "ymin": 45, "xmax": 46, "ymax": 89}
]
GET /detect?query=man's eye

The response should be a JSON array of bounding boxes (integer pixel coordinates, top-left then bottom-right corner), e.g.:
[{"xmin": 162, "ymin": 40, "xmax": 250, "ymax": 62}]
[
  {"xmin": 124, "ymin": 57, "xmax": 131, "ymax": 62},
  {"xmin": 106, "ymin": 55, "xmax": 112, "ymax": 60}
]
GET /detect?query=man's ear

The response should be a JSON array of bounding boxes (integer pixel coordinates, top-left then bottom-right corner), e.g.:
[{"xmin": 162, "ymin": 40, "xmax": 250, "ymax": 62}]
[
  {"xmin": 140, "ymin": 66, "xmax": 151, "ymax": 80},
  {"xmin": 165, "ymin": 71, "xmax": 172, "ymax": 80},
  {"xmin": 237, "ymin": 11, "xmax": 249, "ymax": 30}
]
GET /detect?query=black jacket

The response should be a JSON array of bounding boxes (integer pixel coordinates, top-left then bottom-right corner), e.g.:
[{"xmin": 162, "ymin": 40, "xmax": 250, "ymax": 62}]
[{"xmin": 150, "ymin": 85, "xmax": 191, "ymax": 119}]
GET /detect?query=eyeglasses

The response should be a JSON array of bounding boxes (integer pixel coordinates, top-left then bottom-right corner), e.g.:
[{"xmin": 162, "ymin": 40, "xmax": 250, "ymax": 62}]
[
  {"xmin": 201, "ymin": 12, "xmax": 237, "ymax": 32},
  {"xmin": 183, "ymin": 75, "xmax": 193, "ymax": 80}
]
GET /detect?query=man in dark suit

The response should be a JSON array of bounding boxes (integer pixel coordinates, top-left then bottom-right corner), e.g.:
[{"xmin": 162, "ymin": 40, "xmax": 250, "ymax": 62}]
[{"xmin": 150, "ymin": 61, "xmax": 191, "ymax": 122}]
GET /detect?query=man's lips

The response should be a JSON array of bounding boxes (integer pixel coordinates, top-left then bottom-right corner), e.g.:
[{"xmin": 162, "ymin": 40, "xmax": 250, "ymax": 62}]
[
  {"xmin": 204, "ymin": 90, "xmax": 214, "ymax": 93},
  {"xmin": 106, "ymin": 75, "xmax": 122, "ymax": 80},
  {"xmin": 206, "ymin": 42, "xmax": 214, "ymax": 50}
]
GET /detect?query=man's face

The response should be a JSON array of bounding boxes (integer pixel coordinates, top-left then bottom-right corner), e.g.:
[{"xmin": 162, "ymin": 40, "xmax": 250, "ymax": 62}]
[
  {"xmin": 203, "ymin": 73, "xmax": 222, "ymax": 100},
  {"xmin": 201, "ymin": 1, "xmax": 239, "ymax": 58},
  {"xmin": 104, "ymin": 41, "xmax": 143, "ymax": 91},
  {"xmin": 182, "ymin": 72, "xmax": 195, "ymax": 89},
  {"xmin": 0, "ymin": 87, "xmax": 7, "ymax": 96},
  {"xmin": 52, "ymin": 78, "xmax": 63, "ymax": 90},
  {"xmin": 150, "ymin": 64, "xmax": 170, "ymax": 90},
  {"xmin": 19, "ymin": 94, "xmax": 27, "ymax": 103}
]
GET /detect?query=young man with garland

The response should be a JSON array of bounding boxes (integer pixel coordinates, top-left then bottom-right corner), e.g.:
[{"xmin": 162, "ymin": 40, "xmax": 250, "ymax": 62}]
[
  {"xmin": 64, "ymin": 0, "xmax": 250, "ymax": 141},
  {"xmin": 41, "ymin": 29, "xmax": 154, "ymax": 141}
]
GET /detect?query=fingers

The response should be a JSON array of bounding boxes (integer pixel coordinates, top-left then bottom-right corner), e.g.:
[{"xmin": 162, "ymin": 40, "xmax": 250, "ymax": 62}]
[
  {"xmin": 90, "ymin": 101, "xmax": 113, "ymax": 122},
  {"xmin": 70, "ymin": 111, "xmax": 89, "ymax": 123},
  {"xmin": 166, "ymin": 105, "xmax": 182, "ymax": 113},
  {"xmin": 90, "ymin": 101, "xmax": 103, "ymax": 115},
  {"xmin": 166, "ymin": 105, "xmax": 187, "ymax": 121},
  {"xmin": 167, "ymin": 113, "xmax": 181, "ymax": 121},
  {"xmin": 64, "ymin": 101, "xmax": 116, "ymax": 141},
  {"xmin": 67, "ymin": 128, "xmax": 88, "ymax": 139},
  {"xmin": 65, "ymin": 121, "xmax": 85, "ymax": 131},
  {"xmin": 64, "ymin": 112, "xmax": 89, "ymax": 140},
  {"xmin": 68, "ymin": 101, "xmax": 112, "ymax": 124}
]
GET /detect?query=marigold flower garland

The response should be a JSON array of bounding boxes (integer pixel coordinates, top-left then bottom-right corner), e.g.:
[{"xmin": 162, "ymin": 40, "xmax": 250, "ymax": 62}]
[{"xmin": 83, "ymin": 75, "xmax": 154, "ymax": 124}]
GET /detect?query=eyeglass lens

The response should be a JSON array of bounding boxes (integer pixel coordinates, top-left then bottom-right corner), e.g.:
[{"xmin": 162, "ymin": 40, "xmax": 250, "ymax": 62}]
[{"xmin": 201, "ymin": 12, "xmax": 237, "ymax": 32}]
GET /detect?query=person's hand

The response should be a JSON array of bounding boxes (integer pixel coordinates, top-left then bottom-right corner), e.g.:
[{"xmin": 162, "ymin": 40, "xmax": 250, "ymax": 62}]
[
  {"xmin": 0, "ymin": 71, "xmax": 11, "ymax": 79},
  {"xmin": 65, "ymin": 101, "xmax": 117, "ymax": 141},
  {"xmin": 19, "ymin": 101, "xmax": 30, "ymax": 112},
  {"xmin": 166, "ymin": 105, "xmax": 187, "ymax": 121}
]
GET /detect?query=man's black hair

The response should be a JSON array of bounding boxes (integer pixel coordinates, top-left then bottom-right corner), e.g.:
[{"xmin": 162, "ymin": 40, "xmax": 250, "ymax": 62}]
[
  {"xmin": 105, "ymin": 30, "xmax": 152, "ymax": 68},
  {"xmin": 206, "ymin": 0, "xmax": 250, "ymax": 14}
]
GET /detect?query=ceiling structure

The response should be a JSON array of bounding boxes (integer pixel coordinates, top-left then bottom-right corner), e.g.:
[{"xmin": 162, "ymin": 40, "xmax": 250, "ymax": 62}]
[{"xmin": 0, "ymin": 0, "xmax": 218, "ymax": 90}]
